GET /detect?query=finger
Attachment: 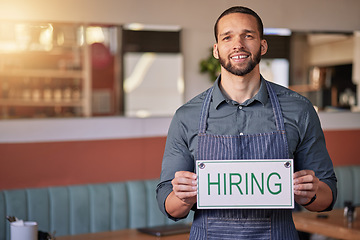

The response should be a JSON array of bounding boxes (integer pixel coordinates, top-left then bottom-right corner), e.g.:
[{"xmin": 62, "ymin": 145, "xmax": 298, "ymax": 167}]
[
  {"xmin": 174, "ymin": 189, "xmax": 197, "ymax": 197},
  {"xmin": 294, "ymin": 183, "xmax": 315, "ymax": 191},
  {"xmin": 175, "ymin": 171, "xmax": 197, "ymax": 180},
  {"xmin": 293, "ymin": 170, "xmax": 314, "ymax": 179},
  {"xmin": 173, "ymin": 183, "xmax": 197, "ymax": 192},
  {"xmin": 294, "ymin": 175, "xmax": 317, "ymax": 185},
  {"xmin": 173, "ymin": 171, "xmax": 197, "ymax": 187},
  {"xmin": 172, "ymin": 177, "xmax": 197, "ymax": 187},
  {"xmin": 172, "ymin": 175, "xmax": 197, "ymax": 191},
  {"xmin": 294, "ymin": 189, "xmax": 316, "ymax": 197},
  {"xmin": 172, "ymin": 183, "xmax": 197, "ymax": 200},
  {"xmin": 174, "ymin": 191, "xmax": 197, "ymax": 204}
]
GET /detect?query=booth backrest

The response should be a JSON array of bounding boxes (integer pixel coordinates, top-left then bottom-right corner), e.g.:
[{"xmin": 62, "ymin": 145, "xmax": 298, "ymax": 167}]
[
  {"xmin": 1, "ymin": 166, "xmax": 359, "ymax": 240},
  {"xmin": 333, "ymin": 165, "xmax": 360, "ymax": 208},
  {"xmin": 0, "ymin": 179, "xmax": 193, "ymax": 240}
]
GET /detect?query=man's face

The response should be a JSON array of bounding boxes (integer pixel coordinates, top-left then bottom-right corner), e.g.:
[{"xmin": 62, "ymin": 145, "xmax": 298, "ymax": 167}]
[{"xmin": 213, "ymin": 13, "xmax": 267, "ymax": 77}]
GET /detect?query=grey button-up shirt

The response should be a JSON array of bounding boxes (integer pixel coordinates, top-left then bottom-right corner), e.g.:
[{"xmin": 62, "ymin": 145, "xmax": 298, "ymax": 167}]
[{"xmin": 156, "ymin": 76, "xmax": 337, "ymax": 219}]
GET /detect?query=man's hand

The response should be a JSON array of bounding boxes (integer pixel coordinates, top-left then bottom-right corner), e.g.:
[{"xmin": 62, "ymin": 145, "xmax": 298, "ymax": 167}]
[
  {"xmin": 165, "ymin": 171, "xmax": 197, "ymax": 218},
  {"xmin": 293, "ymin": 170, "xmax": 319, "ymax": 206},
  {"xmin": 171, "ymin": 171, "xmax": 197, "ymax": 206}
]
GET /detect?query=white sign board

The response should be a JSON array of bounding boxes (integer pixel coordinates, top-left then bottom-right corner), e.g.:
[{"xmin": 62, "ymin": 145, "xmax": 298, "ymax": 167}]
[{"xmin": 196, "ymin": 159, "xmax": 294, "ymax": 209}]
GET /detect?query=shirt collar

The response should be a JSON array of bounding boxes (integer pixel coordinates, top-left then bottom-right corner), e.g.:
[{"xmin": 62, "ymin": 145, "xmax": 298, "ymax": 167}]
[{"xmin": 212, "ymin": 75, "xmax": 269, "ymax": 109}]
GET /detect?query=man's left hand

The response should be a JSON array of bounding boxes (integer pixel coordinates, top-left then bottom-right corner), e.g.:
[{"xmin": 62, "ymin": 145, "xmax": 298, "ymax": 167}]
[{"xmin": 293, "ymin": 170, "xmax": 319, "ymax": 206}]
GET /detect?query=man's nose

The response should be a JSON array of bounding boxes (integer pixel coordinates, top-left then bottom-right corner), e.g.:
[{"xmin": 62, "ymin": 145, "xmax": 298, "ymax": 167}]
[{"xmin": 233, "ymin": 36, "xmax": 245, "ymax": 50}]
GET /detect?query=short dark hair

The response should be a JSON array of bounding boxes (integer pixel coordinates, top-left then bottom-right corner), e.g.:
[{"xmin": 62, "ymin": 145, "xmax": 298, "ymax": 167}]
[{"xmin": 214, "ymin": 6, "xmax": 264, "ymax": 42}]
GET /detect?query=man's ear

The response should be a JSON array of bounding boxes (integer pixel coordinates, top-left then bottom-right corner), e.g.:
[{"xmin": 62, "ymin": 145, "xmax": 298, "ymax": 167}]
[
  {"xmin": 260, "ymin": 39, "xmax": 268, "ymax": 56},
  {"xmin": 213, "ymin": 44, "xmax": 219, "ymax": 59}
]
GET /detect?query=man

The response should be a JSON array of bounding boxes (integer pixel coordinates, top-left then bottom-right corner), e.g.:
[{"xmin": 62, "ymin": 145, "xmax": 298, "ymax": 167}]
[{"xmin": 156, "ymin": 6, "xmax": 337, "ymax": 239}]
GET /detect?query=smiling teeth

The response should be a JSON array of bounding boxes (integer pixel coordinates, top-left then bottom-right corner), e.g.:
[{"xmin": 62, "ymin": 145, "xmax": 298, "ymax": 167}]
[{"xmin": 232, "ymin": 55, "xmax": 248, "ymax": 59}]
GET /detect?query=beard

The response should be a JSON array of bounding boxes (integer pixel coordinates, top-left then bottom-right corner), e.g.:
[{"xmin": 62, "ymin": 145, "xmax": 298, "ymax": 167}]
[{"xmin": 218, "ymin": 47, "xmax": 262, "ymax": 76}]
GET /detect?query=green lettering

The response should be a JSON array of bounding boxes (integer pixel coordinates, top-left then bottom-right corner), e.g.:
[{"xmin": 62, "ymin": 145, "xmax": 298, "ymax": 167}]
[
  {"xmin": 251, "ymin": 173, "xmax": 264, "ymax": 194},
  {"xmin": 229, "ymin": 173, "xmax": 243, "ymax": 195},
  {"xmin": 245, "ymin": 173, "xmax": 248, "ymax": 195},
  {"xmin": 208, "ymin": 173, "xmax": 221, "ymax": 195},
  {"xmin": 267, "ymin": 172, "xmax": 282, "ymax": 195}
]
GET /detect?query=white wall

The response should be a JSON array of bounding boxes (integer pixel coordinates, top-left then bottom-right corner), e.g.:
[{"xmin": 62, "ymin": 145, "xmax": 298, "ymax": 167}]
[
  {"xmin": 1, "ymin": 112, "xmax": 359, "ymax": 143},
  {"xmin": 1, "ymin": 0, "xmax": 360, "ymax": 101}
]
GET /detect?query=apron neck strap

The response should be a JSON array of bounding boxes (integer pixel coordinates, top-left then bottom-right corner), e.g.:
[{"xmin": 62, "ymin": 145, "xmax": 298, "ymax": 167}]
[
  {"xmin": 264, "ymin": 80, "xmax": 286, "ymax": 132},
  {"xmin": 198, "ymin": 80, "xmax": 286, "ymax": 134},
  {"xmin": 198, "ymin": 87, "xmax": 213, "ymax": 134}
]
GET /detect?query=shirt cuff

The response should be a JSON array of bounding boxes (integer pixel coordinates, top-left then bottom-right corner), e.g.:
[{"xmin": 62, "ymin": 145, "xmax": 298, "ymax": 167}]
[
  {"xmin": 319, "ymin": 178, "xmax": 337, "ymax": 211},
  {"xmin": 156, "ymin": 181, "xmax": 189, "ymax": 221}
]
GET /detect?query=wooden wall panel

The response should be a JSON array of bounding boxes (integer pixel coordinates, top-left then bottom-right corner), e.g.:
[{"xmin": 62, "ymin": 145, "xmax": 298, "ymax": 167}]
[
  {"xmin": 324, "ymin": 129, "xmax": 360, "ymax": 166},
  {"xmin": 0, "ymin": 137, "xmax": 166, "ymax": 190}
]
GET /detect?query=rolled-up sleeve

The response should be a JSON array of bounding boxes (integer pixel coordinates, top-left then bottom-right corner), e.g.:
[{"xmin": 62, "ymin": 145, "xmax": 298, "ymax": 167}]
[
  {"xmin": 156, "ymin": 110, "xmax": 196, "ymax": 220},
  {"xmin": 294, "ymin": 104, "xmax": 337, "ymax": 211}
]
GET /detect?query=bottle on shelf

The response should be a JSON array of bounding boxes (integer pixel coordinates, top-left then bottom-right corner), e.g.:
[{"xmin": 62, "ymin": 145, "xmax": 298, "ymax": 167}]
[
  {"xmin": 72, "ymin": 78, "xmax": 81, "ymax": 100},
  {"xmin": 31, "ymin": 78, "xmax": 41, "ymax": 102},
  {"xmin": 62, "ymin": 80, "xmax": 72, "ymax": 102},
  {"xmin": 53, "ymin": 79, "xmax": 62, "ymax": 102},
  {"xmin": 22, "ymin": 78, "xmax": 31, "ymax": 101},
  {"xmin": 43, "ymin": 78, "xmax": 52, "ymax": 101}
]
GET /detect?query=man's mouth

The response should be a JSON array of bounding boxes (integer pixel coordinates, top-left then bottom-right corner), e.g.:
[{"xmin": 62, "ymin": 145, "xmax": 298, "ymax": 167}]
[{"xmin": 230, "ymin": 53, "xmax": 249, "ymax": 60}]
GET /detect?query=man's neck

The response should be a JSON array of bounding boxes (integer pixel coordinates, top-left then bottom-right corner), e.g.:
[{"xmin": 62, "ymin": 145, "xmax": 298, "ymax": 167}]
[{"xmin": 219, "ymin": 69, "xmax": 261, "ymax": 104}]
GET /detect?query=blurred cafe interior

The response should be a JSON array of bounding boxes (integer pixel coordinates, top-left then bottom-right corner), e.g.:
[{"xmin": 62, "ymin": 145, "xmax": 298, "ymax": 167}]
[{"xmin": 0, "ymin": 0, "xmax": 360, "ymax": 239}]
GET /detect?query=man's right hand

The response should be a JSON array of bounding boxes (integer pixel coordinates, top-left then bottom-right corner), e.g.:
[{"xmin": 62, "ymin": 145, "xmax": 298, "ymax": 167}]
[
  {"xmin": 165, "ymin": 171, "xmax": 197, "ymax": 218},
  {"xmin": 171, "ymin": 171, "xmax": 197, "ymax": 205}
]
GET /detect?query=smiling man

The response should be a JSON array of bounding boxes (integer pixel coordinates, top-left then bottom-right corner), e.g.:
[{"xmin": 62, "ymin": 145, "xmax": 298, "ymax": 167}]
[{"xmin": 156, "ymin": 6, "xmax": 337, "ymax": 239}]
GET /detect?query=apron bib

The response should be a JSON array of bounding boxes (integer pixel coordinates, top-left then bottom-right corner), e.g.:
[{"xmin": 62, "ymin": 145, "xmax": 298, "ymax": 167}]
[{"xmin": 190, "ymin": 81, "xmax": 299, "ymax": 240}]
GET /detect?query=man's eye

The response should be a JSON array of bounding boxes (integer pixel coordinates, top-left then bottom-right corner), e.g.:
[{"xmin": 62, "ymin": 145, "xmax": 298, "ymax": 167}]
[{"xmin": 223, "ymin": 36, "xmax": 230, "ymax": 40}]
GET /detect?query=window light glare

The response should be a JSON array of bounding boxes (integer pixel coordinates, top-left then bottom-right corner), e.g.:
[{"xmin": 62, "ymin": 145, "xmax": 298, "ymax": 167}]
[
  {"xmin": 86, "ymin": 27, "xmax": 105, "ymax": 44},
  {"xmin": 124, "ymin": 23, "xmax": 145, "ymax": 31},
  {"xmin": 264, "ymin": 28, "xmax": 291, "ymax": 36}
]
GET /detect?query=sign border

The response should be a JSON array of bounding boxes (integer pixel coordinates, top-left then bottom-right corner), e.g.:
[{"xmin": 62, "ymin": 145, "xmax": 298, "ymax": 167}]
[{"xmin": 196, "ymin": 159, "xmax": 294, "ymax": 209}]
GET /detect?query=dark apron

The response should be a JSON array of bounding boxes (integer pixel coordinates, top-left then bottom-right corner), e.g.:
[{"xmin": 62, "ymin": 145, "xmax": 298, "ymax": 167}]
[{"xmin": 190, "ymin": 81, "xmax": 299, "ymax": 239}]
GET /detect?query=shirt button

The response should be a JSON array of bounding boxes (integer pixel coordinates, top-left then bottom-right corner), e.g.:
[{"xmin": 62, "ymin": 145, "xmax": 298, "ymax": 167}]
[
  {"xmin": 239, "ymin": 132, "xmax": 244, "ymax": 136},
  {"xmin": 238, "ymin": 106, "xmax": 243, "ymax": 110}
]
